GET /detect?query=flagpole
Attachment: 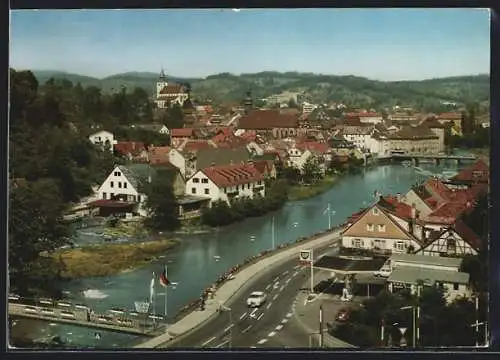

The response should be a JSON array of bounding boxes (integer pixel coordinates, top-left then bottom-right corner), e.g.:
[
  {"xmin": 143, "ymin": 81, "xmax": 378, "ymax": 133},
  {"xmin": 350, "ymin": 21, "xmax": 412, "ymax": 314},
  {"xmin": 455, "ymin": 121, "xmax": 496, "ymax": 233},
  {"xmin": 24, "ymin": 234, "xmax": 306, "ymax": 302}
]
[
  {"xmin": 164, "ymin": 265, "xmax": 168, "ymax": 320},
  {"xmin": 151, "ymin": 272, "xmax": 156, "ymax": 327},
  {"xmin": 328, "ymin": 203, "xmax": 331, "ymax": 229},
  {"xmin": 272, "ymin": 216, "xmax": 275, "ymax": 250}
]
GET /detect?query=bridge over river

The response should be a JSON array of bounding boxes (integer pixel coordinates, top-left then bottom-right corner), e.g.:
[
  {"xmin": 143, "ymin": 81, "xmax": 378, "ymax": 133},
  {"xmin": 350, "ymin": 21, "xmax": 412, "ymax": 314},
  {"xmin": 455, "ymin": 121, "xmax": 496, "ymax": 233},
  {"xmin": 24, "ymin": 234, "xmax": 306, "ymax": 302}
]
[
  {"xmin": 390, "ymin": 153, "xmax": 477, "ymax": 165},
  {"xmin": 8, "ymin": 295, "xmax": 164, "ymax": 337}
]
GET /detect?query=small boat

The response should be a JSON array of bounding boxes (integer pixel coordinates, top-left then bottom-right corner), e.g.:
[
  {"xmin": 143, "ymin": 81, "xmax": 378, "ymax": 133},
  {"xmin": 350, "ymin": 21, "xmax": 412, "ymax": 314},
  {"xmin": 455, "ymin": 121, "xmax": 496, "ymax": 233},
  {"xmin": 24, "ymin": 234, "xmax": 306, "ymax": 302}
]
[
  {"xmin": 214, "ymin": 255, "xmax": 221, "ymax": 261},
  {"xmin": 402, "ymin": 161, "xmax": 412, "ymax": 167}
]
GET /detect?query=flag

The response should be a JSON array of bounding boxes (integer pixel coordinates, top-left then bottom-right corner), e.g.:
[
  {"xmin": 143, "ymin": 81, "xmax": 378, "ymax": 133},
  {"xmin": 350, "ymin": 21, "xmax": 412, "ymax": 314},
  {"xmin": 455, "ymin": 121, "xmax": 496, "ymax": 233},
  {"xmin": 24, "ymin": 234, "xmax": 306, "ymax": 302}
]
[
  {"xmin": 159, "ymin": 266, "xmax": 170, "ymax": 287},
  {"xmin": 149, "ymin": 272, "xmax": 155, "ymax": 303}
]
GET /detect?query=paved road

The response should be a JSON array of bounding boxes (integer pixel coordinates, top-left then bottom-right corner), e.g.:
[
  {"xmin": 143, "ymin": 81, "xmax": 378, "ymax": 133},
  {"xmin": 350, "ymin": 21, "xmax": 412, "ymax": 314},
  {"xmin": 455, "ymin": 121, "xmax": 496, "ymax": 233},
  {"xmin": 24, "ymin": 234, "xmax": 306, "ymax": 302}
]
[{"xmin": 168, "ymin": 242, "xmax": 340, "ymax": 349}]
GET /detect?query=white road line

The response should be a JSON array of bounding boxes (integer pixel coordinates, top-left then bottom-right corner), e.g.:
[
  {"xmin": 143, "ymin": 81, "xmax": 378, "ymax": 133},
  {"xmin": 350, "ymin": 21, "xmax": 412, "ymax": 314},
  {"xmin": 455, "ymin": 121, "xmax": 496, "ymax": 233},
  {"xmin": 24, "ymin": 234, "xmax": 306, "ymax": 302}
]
[
  {"xmin": 257, "ymin": 313, "xmax": 264, "ymax": 321},
  {"xmin": 285, "ymin": 278, "xmax": 291, "ymax": 285},
  {"xmin": 224, "ymin": 324, "xmax": 234, "ymax": 333},
  {"xmin": 241, "ymin": 325, "xmax": 252, "ymax": 333},
  {"xmin": 239, "ymin": 312, "xmax": 248, "ymax": 320},
  {"xmin": 257, "ymin": 339, "xmax": 268, "ymax": 345},
  {"xmin": 249, "ymin": 308, "xmax": 258, "ymax": 318},
  {"xmin": 281, "ymin": 319, "xmax": 288, "ymax": 324},
  {"xmin": 266, "ymin": 302, "xmax": 272, "ymax": 310},
  {"xmin": 215, "ymin": 340, "xmax": 229, "ymax": 348},
  {"xmin": 268, "ymin": 331, "xmax": 276, "ymax": 337},
  {"xmin": 282, "ymin": 271, "xmax": 289, "ymax": 276},
  {"xmin": 279, "ymin": 285, "xmax": 285, "ymax": 292},
  {"xmin": 273, "ymin": 282, "xmax": 279, "ymax": 289},
  {"xmin": 265, "ymin": 284, "xmax": 271, "ymax": 291},
  {"xmin": 293, "ymin": 271, "xmax": 299, "ymax": 277},
  {"xmin": 201, "ymin": 336, "xmax": 216, "ymax": 347},
  {"xmin": 275, "ymin": 325, "xmax": 283, "ymax": 331},
  {"xmin": 293, "ymin": 265, "xmax": 300, "ymax": 270},
  {"xmin": 286, "ymin": 313, "xmax": 293, "ymax": 318},
  {"xmin": 272, "ymin": 294, "xmax": 278, "ymax": 301}
]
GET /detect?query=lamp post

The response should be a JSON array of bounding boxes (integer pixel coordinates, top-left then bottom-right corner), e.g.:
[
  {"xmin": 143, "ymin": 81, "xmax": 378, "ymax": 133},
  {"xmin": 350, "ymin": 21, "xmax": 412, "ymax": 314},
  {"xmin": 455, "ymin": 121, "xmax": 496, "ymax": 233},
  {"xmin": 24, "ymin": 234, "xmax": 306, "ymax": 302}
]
[{"xmin": 400, "ymin": 306, "xmax": 416, "ymax": 348}]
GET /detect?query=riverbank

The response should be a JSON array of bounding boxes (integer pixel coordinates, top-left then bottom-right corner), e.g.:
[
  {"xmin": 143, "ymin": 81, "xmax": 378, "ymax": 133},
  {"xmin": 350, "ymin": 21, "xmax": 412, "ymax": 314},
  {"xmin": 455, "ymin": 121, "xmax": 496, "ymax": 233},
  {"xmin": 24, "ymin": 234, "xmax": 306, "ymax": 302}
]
[
  {"xmin": 54, "ymin": 239, "xmax": 180, "ymax": 279},
  {"xmin": 287, "ymin": 175, "xmax": 338, "ymax": 201}
]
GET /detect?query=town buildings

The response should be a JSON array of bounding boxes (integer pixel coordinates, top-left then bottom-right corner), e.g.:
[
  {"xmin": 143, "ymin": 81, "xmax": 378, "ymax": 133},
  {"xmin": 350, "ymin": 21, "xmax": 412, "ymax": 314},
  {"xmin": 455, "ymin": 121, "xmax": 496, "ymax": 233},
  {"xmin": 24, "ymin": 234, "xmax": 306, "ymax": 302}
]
[
  {"xmin": 88, "ymin": 130, "xmax": 116, "ymax": 153},
  {"xmin": 154, "ymin": 69, "xmax": 189, "ymax": 109}
]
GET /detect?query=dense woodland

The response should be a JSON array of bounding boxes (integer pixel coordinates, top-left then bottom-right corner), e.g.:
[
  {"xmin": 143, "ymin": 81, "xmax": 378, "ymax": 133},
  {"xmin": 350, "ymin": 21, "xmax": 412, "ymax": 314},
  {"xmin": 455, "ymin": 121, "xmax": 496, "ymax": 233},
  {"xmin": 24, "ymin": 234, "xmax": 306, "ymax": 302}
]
[{"xmin": 34, "ymin": 70, "xmax": 490, "ymax": 113}]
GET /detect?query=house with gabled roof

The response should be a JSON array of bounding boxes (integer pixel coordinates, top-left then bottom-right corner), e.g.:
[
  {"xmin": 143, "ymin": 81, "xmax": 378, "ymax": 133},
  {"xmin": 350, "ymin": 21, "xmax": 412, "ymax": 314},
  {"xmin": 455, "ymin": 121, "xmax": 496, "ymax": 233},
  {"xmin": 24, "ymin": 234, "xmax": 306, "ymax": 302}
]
[
  {"xmin": 341, "ymin": 198, "xmax": 422, "ymax": 255},
  {"xmin": 88, "ymin": 130, "xmax": 116, "ymax": 153},
  {"xmin": 448, "ymin": 159, "xmax": 489, "ymax": 187},
  {"xmin": 185, "ymin": 162, "xmax": 265, "ymax": 206}
]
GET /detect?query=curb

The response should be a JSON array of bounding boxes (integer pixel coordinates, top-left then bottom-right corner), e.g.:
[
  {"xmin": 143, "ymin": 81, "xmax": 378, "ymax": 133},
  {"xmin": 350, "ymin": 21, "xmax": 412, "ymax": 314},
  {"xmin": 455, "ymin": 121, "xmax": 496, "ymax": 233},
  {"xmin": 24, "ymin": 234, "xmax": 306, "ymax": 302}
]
[{"xmin": 140, "ymin": 227, "xmax": 346, "ymax": 348}]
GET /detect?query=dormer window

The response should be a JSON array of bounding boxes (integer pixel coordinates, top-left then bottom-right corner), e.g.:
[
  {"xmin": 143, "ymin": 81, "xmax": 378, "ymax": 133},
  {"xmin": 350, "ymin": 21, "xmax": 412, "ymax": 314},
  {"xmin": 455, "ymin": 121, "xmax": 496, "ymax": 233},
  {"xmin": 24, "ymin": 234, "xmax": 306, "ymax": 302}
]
[
  {"xmin": 372, "ymin": 208, "xmax": 379, "ymax": 215},
  {"xmin": 366, "ymin": 224, "xmax": 374, "ymax": 232},
  {"xmin": 472, "ymin": 171, "xmax": 483, "ymax": 178}
]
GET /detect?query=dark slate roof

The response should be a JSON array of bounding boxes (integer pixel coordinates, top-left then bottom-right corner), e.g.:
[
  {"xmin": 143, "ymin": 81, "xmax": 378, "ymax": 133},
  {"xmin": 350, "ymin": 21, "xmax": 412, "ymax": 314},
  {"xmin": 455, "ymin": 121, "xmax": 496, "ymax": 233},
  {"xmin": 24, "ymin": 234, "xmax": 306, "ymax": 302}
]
[
  {"xmin": 195, "ymin": 146, "xmax": 251, "ymax": 171},
  {"xmin": 119, "ymin": 164, "xmax": 157, "ymax": 190}
]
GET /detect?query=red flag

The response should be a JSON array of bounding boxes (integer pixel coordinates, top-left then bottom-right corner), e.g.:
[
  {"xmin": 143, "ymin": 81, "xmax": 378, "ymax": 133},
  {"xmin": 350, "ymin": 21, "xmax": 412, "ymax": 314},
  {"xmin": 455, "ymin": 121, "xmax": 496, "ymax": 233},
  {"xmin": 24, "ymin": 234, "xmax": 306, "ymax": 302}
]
[{"xmin": 159, "ymin": 266, "xmax": 170, "ymax": 287}]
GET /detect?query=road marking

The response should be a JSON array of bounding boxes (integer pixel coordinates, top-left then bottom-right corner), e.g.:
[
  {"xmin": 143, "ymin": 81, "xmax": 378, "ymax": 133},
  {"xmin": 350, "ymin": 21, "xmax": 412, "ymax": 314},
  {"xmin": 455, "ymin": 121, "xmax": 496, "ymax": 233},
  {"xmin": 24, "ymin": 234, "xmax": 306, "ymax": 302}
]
[
  {"xmin": 257, "ymin": 313, "xmax": 264, "ymax": 321},
  {"xmin": 215, "ymin": 340, "xmax": 229, "ymax": 348},
  {"xmin": 224, "ymin": 324, "xmax": 234, "ymax": 333},
  {"xmin": 292, "ymin": 271, "xmax": 299, "ymax": 277},
  {"xmin": 268, "ymin": 331, "xmax": 277, "ymax": 337},
  {"xmin": 279, "ymin": 285, "xmax": 285, "ymax": 292},
  {"xmin": 265, "ymin": 284, "xmax": 271, "ymax": 291},
  {"xmin": 201, "ymin": 336, "xmax": 216, "ymax": 347},
  {"xmin": 241, "ymin": 325, "xmax": 252, "ymax": 333},
  {"xmin": 286, "ymin": 313, "xmax": 292, "ymax": 318},
  {"xmin": 266, "ymin": 302, "xmax": 272, "ymax": 310},
  {"xmin": 275, "ymin": 325, "xmax": 283, "ymax": 331},
  {"xmin": 281, "ymin": 319, "xmax": 288, "ymax": 324},
  {"xmin": 249, "ymin": 308, "xmax": 258, "ymax": 318},
  {"xmin": 257, "ymin": 339, "xmax": 268, "ymax": 345},
  {"xmin": 239, "ymin": 312, "xmax": 248, "ymax": 320},
  {"xmin": 272, "ymin": 294, "xmax": 278, "ymax": 301},
  {"xmin": 273, "ymin": 282, "xmax": 279, "ymax": 289},
  {"xmin": 285, "ymin": 278, "xmax": 291, "ymax": 285},
  {"xmin": 293, "ymin": 265, "xmax": 300, "ymax": 270},
  {"xmin": 282, "ymin": 271, "xmax": 289, "ymax": 276}
]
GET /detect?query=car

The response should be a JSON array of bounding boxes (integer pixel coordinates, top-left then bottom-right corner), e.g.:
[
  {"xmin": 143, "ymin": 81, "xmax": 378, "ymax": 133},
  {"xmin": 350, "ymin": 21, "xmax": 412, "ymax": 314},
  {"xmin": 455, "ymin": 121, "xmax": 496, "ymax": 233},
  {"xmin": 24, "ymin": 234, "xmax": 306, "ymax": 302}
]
[
  {"xmin": 246, "ymin": 291, "xmax": 267, "ymax": 308},
  {"xmin": 373, "ymin": 267, "xmax": 391, "ymax": 277},
  {"xmin": 335, "ymin": 308, "xmax": 350, "ymax": 322}
]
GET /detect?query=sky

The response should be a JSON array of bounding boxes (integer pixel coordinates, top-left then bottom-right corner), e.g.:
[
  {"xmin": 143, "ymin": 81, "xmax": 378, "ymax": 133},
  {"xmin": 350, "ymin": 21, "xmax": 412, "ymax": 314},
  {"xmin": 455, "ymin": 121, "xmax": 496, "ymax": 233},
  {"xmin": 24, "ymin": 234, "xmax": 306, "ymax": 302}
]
[{"xmin": 10, "ymin": 8, "xmax": 491, "ymax": 81}]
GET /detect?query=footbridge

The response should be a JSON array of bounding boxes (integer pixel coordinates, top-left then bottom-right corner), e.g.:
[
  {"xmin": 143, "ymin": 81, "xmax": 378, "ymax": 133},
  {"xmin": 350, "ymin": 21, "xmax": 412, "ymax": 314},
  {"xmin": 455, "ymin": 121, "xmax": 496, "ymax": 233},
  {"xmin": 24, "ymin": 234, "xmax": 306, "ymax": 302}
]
[{"xmin": 8, "ymin": 295, "xmax": 164, "ymax": 337}]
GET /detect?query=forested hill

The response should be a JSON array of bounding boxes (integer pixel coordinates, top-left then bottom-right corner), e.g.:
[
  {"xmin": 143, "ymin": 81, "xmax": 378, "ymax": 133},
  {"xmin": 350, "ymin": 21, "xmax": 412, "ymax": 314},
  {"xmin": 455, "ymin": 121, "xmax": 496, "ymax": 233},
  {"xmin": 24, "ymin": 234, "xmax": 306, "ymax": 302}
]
[{"xmin": 31, "ymin": 70, "xmax": 489, "ymax": 111}]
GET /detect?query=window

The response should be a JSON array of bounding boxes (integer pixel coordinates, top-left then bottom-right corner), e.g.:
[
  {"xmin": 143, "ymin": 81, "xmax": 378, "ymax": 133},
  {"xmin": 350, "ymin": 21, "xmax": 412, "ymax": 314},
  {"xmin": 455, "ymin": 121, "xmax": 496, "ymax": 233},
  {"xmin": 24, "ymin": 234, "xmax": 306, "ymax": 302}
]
[
  {"xmin": 472, "ymin": 171, "xmax": 483, "ymax": 178},
  {"xmin": 193, "ymin": 178, "xmax": 200, "ymax": 183},
  {"xmin": 114, "ymin": 171, "xmax": 121, "ymax": 177},
  {"xmin": 204, "ymin": 189, "xmax": 209, "ymax": 195},
  {"xmin": 372, "ymin": 208, "xmax": 379, "ymax": 215},
  {"xmin": 138, "ymin": 195, "xmax": 142, "ymax": 203},
  {"xmin": 352, "ymin": 239, "xmax": 363, "ymax": 248},
  {"xmin": 378, "ymin": 224, "xmax": 386, "ymax": 232},
  {"xmin": 453, "ymin": 283, "xmax": 459, "ymax": 291},
  {"xmin": 102, "ymin": 192, "xmax": 107, "ymax": 199},
  {"xmin": 366, "ymin": 224, "xmax": 374, "ymax": 232},
  {"xmin": 236, "ymin": 185, "xmax": 239, "ymax": 191},
  {"xmin": 374, "ymin": 239, "xmax": 386, "ymax": 249},
  {"xmin": 202, "ymin": 178, "xmax": 209, "ymax": 184},
  {"xmin": 123, "ymin": 182, "xmax": 127, "ymax": 189},
  {"xmin": 110, "ymin": 193, "xmax": 115, "ymax": 199},
  {"xmin": 394, "ymin": 241, "xmax": 406, "ymax": 251},
  {"xmin": 446, "ymin": 238, "xmax": 456, "ymax": 253},
  {"xmin": 110, "ymin": 181, "xmax": 114, "ymax": 188},
  {"xmin": 258, "ymin": 180, "xmax": 262, "ymax": 185},
  {"xmin": 224, "ymin": 188, "xmax": 227, "ymax": 193},
  {"xmin": 192, "ymin": 188, "xmax": 196, "ymax": 194},
  {"xmin": 248, "ymin": 184, "xmax": 251, "ymax": 189},
  {"xmin": 118, "ymin": 182, "xmax": 122, "ymax": 189}
]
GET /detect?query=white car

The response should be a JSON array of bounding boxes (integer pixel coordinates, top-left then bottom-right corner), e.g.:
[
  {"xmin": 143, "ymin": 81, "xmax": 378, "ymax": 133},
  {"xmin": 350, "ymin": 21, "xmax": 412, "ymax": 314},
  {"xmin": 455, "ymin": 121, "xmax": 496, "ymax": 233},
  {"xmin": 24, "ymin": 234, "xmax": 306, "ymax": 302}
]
[
  {"xmin": 247, "ymin": 291, "xmax": 267, "ymax": 308},
  {"xmin": 373, "ymin": 268, "xmax": 391, "ymax": 277}
]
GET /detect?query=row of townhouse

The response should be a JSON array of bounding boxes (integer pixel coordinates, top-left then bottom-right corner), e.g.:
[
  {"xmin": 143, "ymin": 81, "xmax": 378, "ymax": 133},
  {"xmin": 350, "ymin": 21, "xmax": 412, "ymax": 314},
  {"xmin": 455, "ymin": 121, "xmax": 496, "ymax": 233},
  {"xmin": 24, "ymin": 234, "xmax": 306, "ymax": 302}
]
[{"xmin": 341, "ymin": 159, "xmax": 489, "ymax": 257}]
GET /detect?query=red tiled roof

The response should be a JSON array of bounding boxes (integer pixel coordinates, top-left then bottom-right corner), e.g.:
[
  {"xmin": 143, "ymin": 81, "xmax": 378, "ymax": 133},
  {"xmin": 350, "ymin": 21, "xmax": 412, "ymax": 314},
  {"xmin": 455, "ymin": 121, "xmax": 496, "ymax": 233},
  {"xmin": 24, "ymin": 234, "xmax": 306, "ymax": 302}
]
[
  {"xmin": 346, "ymin": 112, "xmax": 379, "ymax": 117},
  {"xmin": 378, "ymin": 195, "xmax": 414, "ymax": 220},
  {"xmin": 451, "ymin": 159, "xmax": 489, "ymax": 183},
  {"xmin": 200, "ymin": 163, "xmax": 264, "ymax": 187},
  {"xmin": 149, "ymin": 146, "xmax": 171, "ymax": 165},
  {"xmin": 238, "ymin": 110, "xmax": 299, "ymax": 130},
  {"xmin": 252, "ymin": 160, "xmax": 273, "ymax": 175},
  {"xmin": 114, "ymin": 142, "xmax": 146, "ymax": 156},
  {"xmin": 424, "ymin": 178, "xmax": 452, "ymax": 203},
  {"xmin": 171, "ymin": 128, "xmax": 194, "ymax": 137},
  {"xmin": 159, "ymin": 84, "xmax": 184, "ymax": 95},
  {"xmin": 182, "ymin": 140, "xmax": 216, "ymax": 152},
  {"xmin": 424, "ymin": 202, "xmax": 469, "ymax": 225},
  {"xmin": 438, "ymin": 112, "xmax": 462, "ymax": 120},
  {"xmin": 238, "ymin": 130, "xmax": 257, "ymax": 142}
]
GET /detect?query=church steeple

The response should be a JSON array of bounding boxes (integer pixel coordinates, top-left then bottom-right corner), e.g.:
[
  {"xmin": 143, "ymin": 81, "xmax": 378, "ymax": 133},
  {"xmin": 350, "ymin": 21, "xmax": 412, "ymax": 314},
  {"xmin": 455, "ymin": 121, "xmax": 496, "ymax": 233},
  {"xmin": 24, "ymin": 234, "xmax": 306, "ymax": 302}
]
[
  {"xmin": 159, "ymin": 67, "xmax": 167, "ymax": 82},
  {"xmin": 244, "ymin": 89, "xmax": 253, "ymax": 114}
]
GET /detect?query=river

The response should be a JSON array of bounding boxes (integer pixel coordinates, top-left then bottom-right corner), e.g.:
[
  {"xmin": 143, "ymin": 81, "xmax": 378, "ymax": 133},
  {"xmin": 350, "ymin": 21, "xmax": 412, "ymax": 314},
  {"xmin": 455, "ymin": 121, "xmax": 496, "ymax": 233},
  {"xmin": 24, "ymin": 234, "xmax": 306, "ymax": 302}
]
[{"xmin": 9, "ymin": 161, "xmax": 469, "ymax": 349}]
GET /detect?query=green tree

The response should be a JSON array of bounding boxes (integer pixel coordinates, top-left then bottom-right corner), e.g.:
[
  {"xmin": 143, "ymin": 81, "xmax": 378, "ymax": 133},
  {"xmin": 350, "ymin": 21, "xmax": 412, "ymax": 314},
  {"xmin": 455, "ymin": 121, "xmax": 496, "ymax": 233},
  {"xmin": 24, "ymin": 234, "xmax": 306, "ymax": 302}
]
[
  {"xmin": 165, "ymin": 103, "xmax": 185, "ymax": 128},
  {"xmin": 141, "ymin": 170, "xmax": 181, "ymax": 231},
  {"xmin": 288, "ymin": 97, "xmax": 298, "ymax": 108},
  {"xmin": 301, "ymin": 156, "xmax": 322, "ymax": 184}
]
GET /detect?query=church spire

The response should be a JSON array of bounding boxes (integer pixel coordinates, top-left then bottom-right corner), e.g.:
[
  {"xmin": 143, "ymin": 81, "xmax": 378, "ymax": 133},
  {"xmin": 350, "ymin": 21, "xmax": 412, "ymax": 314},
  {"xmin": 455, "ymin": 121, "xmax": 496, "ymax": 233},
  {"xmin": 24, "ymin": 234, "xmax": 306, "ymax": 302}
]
[{"xmin": 159, "ymin": 67, "xmax": 167, "ymax": 82}]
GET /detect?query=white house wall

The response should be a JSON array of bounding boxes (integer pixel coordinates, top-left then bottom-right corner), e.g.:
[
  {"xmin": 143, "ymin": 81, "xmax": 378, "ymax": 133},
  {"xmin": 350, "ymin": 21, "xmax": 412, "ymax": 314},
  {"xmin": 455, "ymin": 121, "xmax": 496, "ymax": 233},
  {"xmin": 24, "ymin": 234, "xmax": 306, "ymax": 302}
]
[
  {"xmin": 342, "ymin": 235, "xmax": 421, "ymax": 254},
  {"xmin": 169, "ymin": 149, "xmax": 187, "ymax": 178},
  {"xmin": 402, "ymin": 190, "xmax": 434, "ymax": 217},
  {"xmin": 89, "ymin": 131, "xmax": 115, "ymax": 153}
]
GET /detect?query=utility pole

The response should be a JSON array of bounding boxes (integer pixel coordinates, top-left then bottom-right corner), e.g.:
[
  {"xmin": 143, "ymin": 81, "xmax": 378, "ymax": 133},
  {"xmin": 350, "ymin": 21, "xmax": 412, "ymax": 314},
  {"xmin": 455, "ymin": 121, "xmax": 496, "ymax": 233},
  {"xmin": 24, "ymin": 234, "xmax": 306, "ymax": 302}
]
[
  {"xmin": 310, "ymin": 249, "xmax": 314, "ymax": 293},
  {"xmin": 319, "ymin": 305, "xmax": 324, "ymax": 347}
]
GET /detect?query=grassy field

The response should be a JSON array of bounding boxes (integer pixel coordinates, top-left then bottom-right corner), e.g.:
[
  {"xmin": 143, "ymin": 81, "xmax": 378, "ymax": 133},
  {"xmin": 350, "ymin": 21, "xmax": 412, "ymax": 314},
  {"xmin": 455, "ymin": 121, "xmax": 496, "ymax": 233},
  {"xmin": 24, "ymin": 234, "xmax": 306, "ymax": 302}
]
[
  {"xmin": 287, "ymin": 175, "xmax": 338, "ymax": 201},
  {"xmin": 54, "ymin": 239, "xmax": 179, "ymax": 279}
]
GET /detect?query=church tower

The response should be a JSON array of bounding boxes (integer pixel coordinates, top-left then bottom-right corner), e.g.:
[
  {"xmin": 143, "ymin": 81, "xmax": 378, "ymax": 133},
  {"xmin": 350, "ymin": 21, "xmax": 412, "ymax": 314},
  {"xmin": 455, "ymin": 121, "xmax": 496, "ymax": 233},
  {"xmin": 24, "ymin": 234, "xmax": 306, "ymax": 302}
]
[
  {"xmin": 156, "ymin": 68, "xmax": 168, "ymax": 99},
  {"xmin": 243, "ymin": 89, "xmax": 253, "ymax": 114}
]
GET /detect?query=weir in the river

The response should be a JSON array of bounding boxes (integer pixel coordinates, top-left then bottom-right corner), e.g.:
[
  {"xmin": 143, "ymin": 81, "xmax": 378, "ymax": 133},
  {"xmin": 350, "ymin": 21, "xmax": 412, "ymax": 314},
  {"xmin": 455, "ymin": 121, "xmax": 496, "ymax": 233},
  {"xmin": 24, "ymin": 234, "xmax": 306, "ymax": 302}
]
[{"xmin": 9, "ymin": 161, "xmax": 468, "ymax": 349}]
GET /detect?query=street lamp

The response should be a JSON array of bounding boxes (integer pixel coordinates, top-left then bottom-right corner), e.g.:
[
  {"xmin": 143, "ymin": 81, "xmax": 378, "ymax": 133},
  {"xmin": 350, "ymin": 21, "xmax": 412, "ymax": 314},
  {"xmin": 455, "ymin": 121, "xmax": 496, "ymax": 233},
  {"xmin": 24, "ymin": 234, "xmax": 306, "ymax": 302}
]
[
  {"xmin": 400, "ymin": 306, "xmax": 417, "ymax": 348},
  {"xmin": 219, "ymin": 303, "xmax": 232, "ymax": 349}
]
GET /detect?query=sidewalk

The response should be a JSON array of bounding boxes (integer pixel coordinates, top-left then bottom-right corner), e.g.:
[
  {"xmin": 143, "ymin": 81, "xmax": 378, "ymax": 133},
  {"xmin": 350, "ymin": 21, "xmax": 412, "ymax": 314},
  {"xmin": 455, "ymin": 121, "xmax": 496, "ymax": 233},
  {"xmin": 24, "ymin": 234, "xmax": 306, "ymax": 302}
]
[
  {"xmin": 293, "ymin": 278, "xmax": 356, "ymax": 348},
  {"xmin": 136, "ymin": 226, "xmax": 346, "ymax": 348}
]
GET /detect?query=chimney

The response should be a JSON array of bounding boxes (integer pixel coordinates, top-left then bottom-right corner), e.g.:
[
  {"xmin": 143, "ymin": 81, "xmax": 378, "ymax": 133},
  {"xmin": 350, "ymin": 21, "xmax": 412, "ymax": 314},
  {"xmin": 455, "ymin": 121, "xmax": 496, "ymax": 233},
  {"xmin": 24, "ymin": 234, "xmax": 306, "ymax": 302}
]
[
  {"xmin": 396, "ymin": 193, "xmax": 401, "ymax": 202},
  {"xmin": 411, "ymin": 204, "xmax": 416, "ymax": 219},
  {"xmin": 211, "ymin": 162, "xmax": 215, "ymax": 167}
]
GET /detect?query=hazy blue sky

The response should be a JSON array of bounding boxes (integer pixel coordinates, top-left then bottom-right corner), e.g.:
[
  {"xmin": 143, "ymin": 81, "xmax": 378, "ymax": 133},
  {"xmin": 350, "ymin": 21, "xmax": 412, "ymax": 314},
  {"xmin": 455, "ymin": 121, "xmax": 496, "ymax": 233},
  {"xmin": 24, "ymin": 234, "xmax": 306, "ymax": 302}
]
[{"xmin": 10, "ymin": 8, "xmax": 490, "ymax": 81}]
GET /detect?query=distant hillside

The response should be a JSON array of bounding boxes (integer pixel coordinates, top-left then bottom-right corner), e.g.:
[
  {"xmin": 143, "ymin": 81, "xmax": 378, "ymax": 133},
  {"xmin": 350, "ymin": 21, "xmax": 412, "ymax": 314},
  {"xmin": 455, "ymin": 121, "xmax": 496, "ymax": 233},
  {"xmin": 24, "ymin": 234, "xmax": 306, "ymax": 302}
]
[{"xmin": 30, "ymin": 70, "xmax": 490, "ymax": 111}]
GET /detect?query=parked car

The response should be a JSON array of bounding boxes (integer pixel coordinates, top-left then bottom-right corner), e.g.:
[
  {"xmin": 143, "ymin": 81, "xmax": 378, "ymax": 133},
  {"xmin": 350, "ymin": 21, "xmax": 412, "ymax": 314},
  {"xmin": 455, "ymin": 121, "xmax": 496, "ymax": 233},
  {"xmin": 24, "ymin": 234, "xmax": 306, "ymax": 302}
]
[
  {"xmin": 246, "ymin": 291, "xmax": 267, "ymax": 308},
  {"xmin": 335, "ymin": 308, "xmax": 351, "ymax": 322},
  {"xmin": 373, "ymin": 267, "xmax": 391, "ymax": 277}
]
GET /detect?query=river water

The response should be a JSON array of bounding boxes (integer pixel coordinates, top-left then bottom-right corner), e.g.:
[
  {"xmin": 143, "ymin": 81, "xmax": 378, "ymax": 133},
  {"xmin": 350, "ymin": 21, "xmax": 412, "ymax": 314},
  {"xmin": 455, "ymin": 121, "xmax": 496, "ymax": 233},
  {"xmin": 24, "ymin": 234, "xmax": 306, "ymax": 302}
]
[{"xmin": 10, "ymin": 161, "xmax": 469, "ymax": 349}]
